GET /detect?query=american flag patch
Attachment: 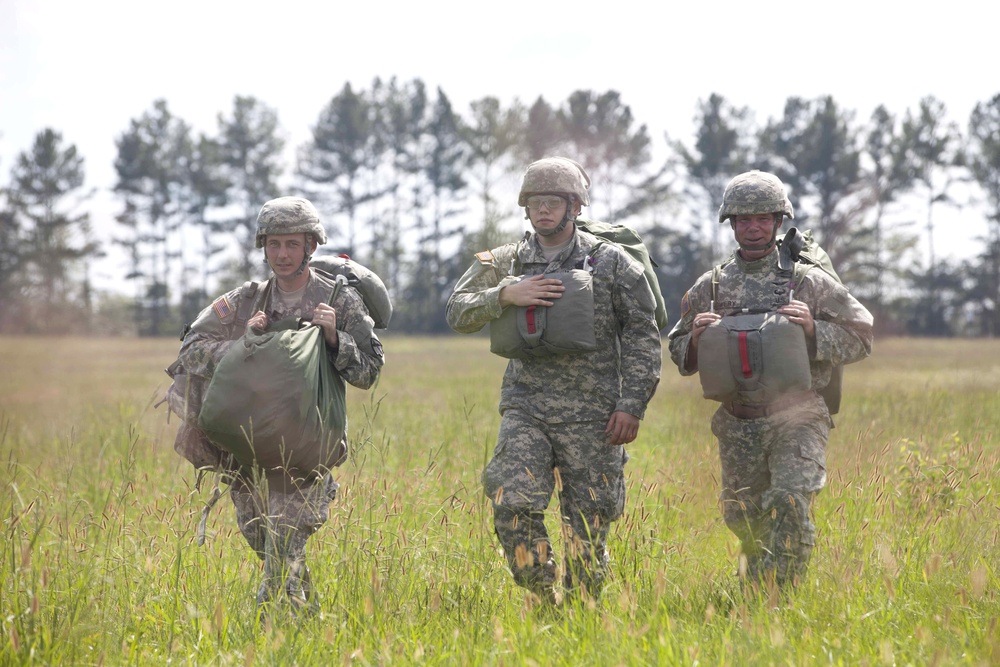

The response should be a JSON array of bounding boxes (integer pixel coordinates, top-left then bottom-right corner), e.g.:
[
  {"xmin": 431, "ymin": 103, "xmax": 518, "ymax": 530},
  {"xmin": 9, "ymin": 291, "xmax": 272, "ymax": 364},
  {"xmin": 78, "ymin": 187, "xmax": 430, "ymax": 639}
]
[
  {"xmin": 212, "ymin": 295, "xmax": 234, "ymax": 320},
  {"xmin": 475, "ymin": 250, "xmax": 494, "ymax": 264}
]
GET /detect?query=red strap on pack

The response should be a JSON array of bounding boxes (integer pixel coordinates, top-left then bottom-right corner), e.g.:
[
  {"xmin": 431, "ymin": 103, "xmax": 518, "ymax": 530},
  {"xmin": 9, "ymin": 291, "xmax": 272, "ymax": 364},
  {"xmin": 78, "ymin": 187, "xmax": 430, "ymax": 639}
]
[
  {"xmin": 738, "ymin": 331, "xmax": 752, "ymax": 378},
  {"xmin": 526, "ymin": 305, "xmax": 537, "ymax": 334}
]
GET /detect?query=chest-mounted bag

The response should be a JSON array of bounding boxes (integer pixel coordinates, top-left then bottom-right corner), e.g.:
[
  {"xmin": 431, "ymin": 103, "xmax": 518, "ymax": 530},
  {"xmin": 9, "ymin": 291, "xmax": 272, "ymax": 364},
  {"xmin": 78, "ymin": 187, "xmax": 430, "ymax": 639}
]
[
  {"xmin": 698, "ymin": 312, "xmax": 811, "ymax": 404},
  {"xmin": 490, "ymin": 270, "xmax": 597, "ymax": 359}
]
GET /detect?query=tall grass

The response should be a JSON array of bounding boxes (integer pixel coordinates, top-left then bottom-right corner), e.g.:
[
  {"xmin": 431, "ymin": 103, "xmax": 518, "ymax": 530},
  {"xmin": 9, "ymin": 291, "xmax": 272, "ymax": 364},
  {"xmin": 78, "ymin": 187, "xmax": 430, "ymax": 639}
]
[{"xmin": 1, "ymin": 335, "xmax": 998, "ymax": 665}]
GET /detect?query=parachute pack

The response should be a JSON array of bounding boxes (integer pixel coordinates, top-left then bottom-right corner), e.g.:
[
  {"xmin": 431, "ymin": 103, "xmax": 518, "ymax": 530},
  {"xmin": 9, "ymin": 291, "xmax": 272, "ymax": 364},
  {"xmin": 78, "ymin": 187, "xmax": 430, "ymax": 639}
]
[
  {"xmin": 196, "ymin": 271, "xmax": 356, "ymax": 487},
  {"xmin": 576, "ymin": 218, "xmax": 669, "ymax": 330},
  {"xmin": 710, "ymin": 227, "xmax": 845, "ymax": 414},
  {"xmin": 310, "ymin": 255, "xmax": 393, "ymax": 329},
  {"xmin": 177, "ymin": 257, "xmax": 390, "ymax": 486},
  {"xmin": 490, "ymin": 269, "xmax": 598, "ymax": 359}
]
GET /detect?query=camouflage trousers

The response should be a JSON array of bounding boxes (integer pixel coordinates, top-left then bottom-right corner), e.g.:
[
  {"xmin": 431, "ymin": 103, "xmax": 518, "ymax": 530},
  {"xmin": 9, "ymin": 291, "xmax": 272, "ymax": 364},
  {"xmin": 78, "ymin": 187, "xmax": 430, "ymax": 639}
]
[
  {"xmin": 230, "ymin": 472, "xmax": 339, "ymax": 615},
  {"xmin": 712, "ymin": 393, "xmax": 831, "ymax": 587},
  {"xmin": 482, "ymin": 409, "xmax": 628, "ymax": 600}
]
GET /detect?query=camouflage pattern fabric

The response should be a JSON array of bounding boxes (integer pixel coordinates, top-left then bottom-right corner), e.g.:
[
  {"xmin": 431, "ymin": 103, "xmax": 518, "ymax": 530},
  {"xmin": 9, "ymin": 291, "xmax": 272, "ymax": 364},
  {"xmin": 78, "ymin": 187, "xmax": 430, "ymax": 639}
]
[
  {"xmin": 164, "ymin": 266, "xmax": 384, "ymax": 613},
  {"xmin": 711, "ymin": 392, "xmax": 829, "ymax": 585},
  {"xmin": 717, "ymin": 170, "xmax": 795, "ymax": 223},
  {"xmin": 484, "ymin": 411, "xmax": 627, "ymax": 598},
  {"xmin": 254, "ymin": 196, "xmax": 328, "ymax": 247},
  {"xmin": 517, "ymin": 157, "xmax": 591, "ymax": 206},
  {"xmin": 448, "ymin": 225, "xmax": 661, "ymax": 599},
  {"xmin": 667, "ymin": 249, "xmax": 873, "ymax": 586},
  {"xmin": 231, "ymin": 473, "xmax": 339, "ymax": 615}
]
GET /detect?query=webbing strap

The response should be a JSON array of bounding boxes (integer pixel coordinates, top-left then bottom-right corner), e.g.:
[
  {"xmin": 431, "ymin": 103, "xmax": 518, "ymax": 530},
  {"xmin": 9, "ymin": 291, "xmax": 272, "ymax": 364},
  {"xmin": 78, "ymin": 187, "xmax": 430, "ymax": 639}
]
[
  {"xmin": 231, "ymin": 280, "xmax": 262, "ymax": 340},
  {"xmin": 738, "ymin": 331, "xmax": 752, "ymax": 378},
  {"xmin": 525, "ymin": 305, "xmax": 537, "ymax": 334}
]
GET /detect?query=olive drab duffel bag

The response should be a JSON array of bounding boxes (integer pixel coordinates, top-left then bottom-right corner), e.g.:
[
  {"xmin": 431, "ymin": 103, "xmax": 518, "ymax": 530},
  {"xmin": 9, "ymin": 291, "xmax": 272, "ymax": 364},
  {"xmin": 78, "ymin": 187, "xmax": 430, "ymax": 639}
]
[
  {"xmin": 197, "ymin": 280, "xmax": 349, "ymax": 483},
  {"xmin": 697, "ymin": 311, "xmax": 813, "ymax": 404},
  {"xmin": 490, "ymin": 269, "xmax": 597, "ymax": 359}
]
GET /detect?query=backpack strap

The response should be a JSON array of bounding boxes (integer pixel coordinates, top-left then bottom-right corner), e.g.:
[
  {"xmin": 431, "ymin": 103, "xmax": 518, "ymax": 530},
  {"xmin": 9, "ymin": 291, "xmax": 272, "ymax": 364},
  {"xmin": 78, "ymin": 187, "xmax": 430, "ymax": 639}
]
[
  {"xmin": 231, "ymin": 280, "xmax": 263, "ymax": 340},
  {"xmin": 711, "ymin": 257, "xmax": 735, "ymax": 304},
  {"xmin": 790, "ymin": 261, "xmax": 816, "ymax": 299}
]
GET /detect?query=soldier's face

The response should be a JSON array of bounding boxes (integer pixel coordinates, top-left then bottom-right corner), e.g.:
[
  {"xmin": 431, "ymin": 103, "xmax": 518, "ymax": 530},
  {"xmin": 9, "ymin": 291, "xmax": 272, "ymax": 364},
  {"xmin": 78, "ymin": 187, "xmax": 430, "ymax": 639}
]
[
  {"xmin": 526, "ymin": 195, "xmax": 581, "ymax": 237},
  {"xmin": 732, "ymin": 213, "xmax": 781, "ymax": 259},
  {"xmin": 265, "ymin": 233, "xmax": 315, "ymax": 277}
]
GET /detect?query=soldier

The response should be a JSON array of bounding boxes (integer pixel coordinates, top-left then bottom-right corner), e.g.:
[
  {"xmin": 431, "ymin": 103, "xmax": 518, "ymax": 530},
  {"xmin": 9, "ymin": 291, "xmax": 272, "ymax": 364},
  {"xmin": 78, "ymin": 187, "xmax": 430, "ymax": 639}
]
[
  {"xmin": 446, "ymin": 157, "xmax": 661, "ymax": 604},
  {"xmin": 166, "ymin": 196, "xmax": 385, "ymax": 618},
  {"xmin": 666, "ymin": 170, "xmax": 873, "ymax": 588}
]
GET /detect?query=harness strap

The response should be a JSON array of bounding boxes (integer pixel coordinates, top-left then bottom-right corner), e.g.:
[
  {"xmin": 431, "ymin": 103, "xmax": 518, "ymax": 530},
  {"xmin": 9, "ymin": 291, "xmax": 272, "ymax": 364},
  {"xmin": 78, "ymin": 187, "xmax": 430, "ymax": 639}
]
[{"xmin": 231, "ymin": 280, "xmax": 263, "ymax": 340}]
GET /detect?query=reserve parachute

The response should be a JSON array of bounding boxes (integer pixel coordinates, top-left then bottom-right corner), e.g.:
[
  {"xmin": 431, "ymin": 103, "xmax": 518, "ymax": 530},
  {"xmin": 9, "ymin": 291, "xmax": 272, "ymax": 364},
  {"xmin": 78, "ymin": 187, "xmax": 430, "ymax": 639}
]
[{"xmin": 701, "ymin": 227, "xmax": 846, "ymax": 414}]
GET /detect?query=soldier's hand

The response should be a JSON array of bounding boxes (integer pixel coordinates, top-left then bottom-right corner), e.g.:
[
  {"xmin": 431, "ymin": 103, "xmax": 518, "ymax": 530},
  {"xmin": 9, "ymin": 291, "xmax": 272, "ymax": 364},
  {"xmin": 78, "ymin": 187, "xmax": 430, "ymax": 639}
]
[
  {"xmin": 247, "ymin": 310, "xmax": 269, "ymax": 332},
  {"xmin": 499, "ymin": 274, "xmax": 565, "ymax": 308},
  {"xmin": 605, "ymin": 411, "xmax": 639, "ymax": 446},
  {"xmin": 778, "ymin": 299, "xmax": 815, "ymax": 338},
  {"xmin": 313, "ymin": 303, "xmax": 339, "ymax": 350},
  {"xmin": 690, "ymin": 311, "xmax": 720, "ymax": 342}
]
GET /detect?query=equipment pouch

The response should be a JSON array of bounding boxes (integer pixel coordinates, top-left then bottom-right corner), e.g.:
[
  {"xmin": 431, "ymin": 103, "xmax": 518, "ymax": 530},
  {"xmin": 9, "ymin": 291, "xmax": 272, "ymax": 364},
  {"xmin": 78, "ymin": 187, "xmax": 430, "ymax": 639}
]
[
  {"xmin": 698, "ymin": 312, "xmax": 812, "ymax": 404},
  {"xmin": 490, "ymin": 270, "xmax": 598, "ymax": 359}
]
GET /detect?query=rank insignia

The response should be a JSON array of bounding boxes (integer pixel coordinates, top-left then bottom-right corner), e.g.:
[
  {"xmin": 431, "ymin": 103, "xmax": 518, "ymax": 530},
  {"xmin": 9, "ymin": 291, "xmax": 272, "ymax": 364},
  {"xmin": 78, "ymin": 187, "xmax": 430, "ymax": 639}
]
[
  {"xmin": 212, "ymin": 295, "xmax": 234, "ymax": 320},
  {"xmin": 475, "ymin": 250, "xmax": 494, "ymax": 265}
]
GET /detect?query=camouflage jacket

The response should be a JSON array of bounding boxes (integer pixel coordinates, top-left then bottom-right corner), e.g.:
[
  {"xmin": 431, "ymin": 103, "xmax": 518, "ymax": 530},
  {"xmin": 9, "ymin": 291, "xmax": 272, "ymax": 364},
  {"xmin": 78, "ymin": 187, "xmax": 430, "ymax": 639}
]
[
  {"xmin": 666, "ymin": 250, "xmax": 873, "ymax": 389},
  {"xmin": 446, "ymin": 226, "xmax": 661, "ymax": 423},
  {"xmin": 167, "ymin": 267, "xmax": 384, "ymax": 468}
]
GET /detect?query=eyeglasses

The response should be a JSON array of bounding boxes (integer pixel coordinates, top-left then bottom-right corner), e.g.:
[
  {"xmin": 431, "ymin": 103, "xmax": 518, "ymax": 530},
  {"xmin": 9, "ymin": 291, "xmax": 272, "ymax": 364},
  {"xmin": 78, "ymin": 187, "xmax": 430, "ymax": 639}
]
[{"xmin": 525, "ymin": 195, "xmax": 566, "ymax": 211}]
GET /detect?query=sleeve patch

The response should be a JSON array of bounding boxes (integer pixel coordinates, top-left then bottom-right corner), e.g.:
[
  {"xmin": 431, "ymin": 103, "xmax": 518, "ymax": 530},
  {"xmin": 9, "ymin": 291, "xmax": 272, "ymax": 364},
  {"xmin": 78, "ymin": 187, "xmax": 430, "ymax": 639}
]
[
  {"xmin": 680, "ymin": 291, "xmax": 691, "ymax": 318},
  {"xmin": 475, "ymin": 250, "xmax": 495, "ymax": 265},
  {"xmin": 212, "ymin": 295, "xmax": 234, "ymax": 320}
]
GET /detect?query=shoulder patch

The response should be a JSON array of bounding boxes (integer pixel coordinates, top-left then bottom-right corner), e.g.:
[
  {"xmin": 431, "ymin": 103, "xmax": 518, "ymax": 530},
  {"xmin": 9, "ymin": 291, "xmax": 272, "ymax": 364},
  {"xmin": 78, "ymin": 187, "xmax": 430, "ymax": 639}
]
[
  {"xmin": 680, "ymin": 291, "xmax": 691, "ymax": 318},
  {"xmin": 475, "ymin": 250, "xmax": 495, "ymax": 265},
  {"xmin": 212, "ymin": 294, "xmax": 234, "ymax": 320}
]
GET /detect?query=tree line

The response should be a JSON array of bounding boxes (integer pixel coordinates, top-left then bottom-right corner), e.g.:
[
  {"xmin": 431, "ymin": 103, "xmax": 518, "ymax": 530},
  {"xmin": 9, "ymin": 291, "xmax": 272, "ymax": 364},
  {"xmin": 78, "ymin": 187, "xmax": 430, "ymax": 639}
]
[{"xmin": 2, "ymin": 79, "xmax": 999, "ymax": 337}]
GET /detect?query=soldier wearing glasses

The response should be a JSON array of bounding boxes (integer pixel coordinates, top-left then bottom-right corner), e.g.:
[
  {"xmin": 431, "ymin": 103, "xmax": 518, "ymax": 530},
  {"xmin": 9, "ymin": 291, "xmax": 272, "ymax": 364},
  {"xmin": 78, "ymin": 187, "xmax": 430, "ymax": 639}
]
[{"xmin": 447, "ymin": 157, "xmax": 661, "ymax": 605}]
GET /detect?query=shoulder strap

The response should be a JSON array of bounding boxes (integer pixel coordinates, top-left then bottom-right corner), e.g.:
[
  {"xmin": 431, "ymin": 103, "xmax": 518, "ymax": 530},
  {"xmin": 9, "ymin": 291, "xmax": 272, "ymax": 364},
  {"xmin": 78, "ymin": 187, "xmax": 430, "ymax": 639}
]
[
  {"xmin": 711, "ymin": 257, "xmax": 735, "ymax": 303},
  {"xmin": 231, "ymin": 280, "xmax": 261, "ymax": 340},
  {"xmin": 790, "ymin": 261, "xmax": 815, "ymax": 297}
]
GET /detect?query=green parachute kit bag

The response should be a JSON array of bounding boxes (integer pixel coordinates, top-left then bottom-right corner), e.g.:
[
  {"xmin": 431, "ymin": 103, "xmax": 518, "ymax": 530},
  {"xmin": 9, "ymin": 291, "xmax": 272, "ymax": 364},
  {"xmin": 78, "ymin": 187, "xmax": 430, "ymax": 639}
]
[
  {"xmin": 197, "ymin": 281, "xmax": 349, "ymax": 483},
  {"xmin": 576, "ymin": 218, "xmax": 668, "ymax": 330},
  {"xmin": 708, "ymin": 227, "xmax": 845, "ymax": 414}
]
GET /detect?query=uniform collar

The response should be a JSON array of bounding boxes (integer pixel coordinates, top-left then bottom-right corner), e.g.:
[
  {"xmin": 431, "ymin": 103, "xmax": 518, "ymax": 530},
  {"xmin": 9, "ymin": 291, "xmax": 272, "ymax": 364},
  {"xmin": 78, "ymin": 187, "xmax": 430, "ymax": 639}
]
[
  {"xmin": 518, "ymin": 225, "xmax": 590, "ymax": 269},
  {"xmin": 734, "ymin": 249, "xmax": 779, "ymax": 274}
]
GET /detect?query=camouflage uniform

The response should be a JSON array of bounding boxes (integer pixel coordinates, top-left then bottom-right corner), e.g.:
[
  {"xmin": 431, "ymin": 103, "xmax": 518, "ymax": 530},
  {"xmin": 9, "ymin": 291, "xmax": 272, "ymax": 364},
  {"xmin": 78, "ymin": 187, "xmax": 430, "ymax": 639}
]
[
  {"xmin": 447, "ymin": 226, "xmax": 661, "ymax": 599},
  {"xmin": 169, "ymin": 267, "xmax": 384, "ymax": 612},
  {"xmin": 667, "ymin": 248, "xmax": 873, "ymax": 585}
]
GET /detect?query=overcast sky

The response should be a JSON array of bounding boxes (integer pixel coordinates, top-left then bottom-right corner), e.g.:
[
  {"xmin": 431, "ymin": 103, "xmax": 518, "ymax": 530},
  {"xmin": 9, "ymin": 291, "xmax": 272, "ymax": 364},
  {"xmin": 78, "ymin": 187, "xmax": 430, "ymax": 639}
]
[{"xmin": 2, "ymin": 0, "xmax": 997, "ymax": 288}]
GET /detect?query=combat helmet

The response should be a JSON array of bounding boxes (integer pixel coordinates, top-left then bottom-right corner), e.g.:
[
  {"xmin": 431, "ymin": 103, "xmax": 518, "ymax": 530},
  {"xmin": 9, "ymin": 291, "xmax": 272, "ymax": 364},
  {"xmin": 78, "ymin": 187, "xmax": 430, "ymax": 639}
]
[
  {"xmin": 717, "ymin": 170, "xmax": 794, "ymax": 223},
  {"xmin": 255, "ymin": 196, "xmax": 329, "ymax": 248},
  {"xmin": 518, "ymin": 157, "xmax": 591, "ymax": 207}
]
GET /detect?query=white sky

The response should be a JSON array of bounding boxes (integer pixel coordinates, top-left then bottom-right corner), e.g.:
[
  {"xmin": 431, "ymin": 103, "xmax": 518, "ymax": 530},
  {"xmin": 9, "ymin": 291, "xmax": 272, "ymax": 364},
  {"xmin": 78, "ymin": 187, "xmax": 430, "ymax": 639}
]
[{"xmin": 2, "ymin": 0, "xmax": 998, "ymax": 290}]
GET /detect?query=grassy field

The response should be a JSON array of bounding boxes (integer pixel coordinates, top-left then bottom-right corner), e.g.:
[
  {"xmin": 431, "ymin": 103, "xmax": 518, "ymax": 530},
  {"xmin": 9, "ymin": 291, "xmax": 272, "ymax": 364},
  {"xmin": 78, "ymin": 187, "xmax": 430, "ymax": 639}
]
[{"xmin": 1, "ymin": 334, "xmax": 999, "ymax": 666}]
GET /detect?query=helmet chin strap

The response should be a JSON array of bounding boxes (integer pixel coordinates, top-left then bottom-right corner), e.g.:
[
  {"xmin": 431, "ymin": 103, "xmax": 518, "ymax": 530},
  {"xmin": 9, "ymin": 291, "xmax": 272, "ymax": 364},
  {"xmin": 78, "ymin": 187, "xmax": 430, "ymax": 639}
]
[{"xmin": 526, "ymin": 209, "xmax": 574, "ymax": 236}]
